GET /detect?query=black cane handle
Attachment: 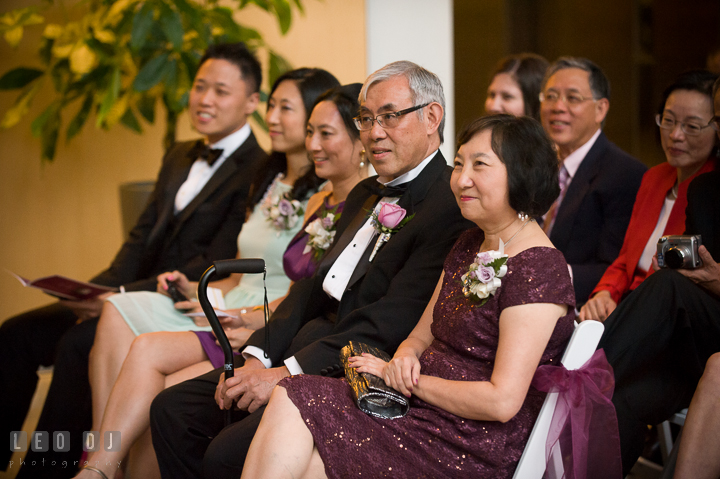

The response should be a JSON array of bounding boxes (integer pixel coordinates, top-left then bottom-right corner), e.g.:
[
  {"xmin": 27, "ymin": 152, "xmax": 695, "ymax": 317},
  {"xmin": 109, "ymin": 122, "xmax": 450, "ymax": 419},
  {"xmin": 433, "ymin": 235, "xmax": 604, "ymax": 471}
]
[{"xmin": 196, "ymin": 259, "xmax": 266, "ymax": 426}]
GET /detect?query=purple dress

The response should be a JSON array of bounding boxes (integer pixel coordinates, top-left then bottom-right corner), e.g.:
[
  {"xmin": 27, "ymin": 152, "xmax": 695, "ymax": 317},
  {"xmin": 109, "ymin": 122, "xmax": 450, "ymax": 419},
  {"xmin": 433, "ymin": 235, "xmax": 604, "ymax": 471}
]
[
  {"xmin": 279, "ymin": 228, "xmax": 576, "ymax": 478},
  {"xmin": 283, "ymin": 198, "xmax": 345, "ymax": 281}
]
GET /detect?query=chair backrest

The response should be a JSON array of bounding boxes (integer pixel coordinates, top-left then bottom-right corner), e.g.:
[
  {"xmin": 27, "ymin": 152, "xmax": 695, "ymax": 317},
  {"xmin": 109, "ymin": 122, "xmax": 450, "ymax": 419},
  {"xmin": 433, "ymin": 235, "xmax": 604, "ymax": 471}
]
[{"xmin": 512, "ymin": 320, "xmax": 605, "ymax": 479}]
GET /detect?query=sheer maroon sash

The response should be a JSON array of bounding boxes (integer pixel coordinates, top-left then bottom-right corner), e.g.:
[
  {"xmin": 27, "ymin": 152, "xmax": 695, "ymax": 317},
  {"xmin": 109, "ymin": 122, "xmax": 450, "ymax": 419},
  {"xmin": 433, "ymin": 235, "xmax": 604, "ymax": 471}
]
[{"xmin": 531, "ymin": 349, "xmax": 622, "ymax": 479}]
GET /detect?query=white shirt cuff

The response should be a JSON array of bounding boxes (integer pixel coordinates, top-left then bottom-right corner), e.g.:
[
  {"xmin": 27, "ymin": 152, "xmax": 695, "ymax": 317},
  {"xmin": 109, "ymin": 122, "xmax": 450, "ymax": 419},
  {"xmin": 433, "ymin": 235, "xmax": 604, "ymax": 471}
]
[
  {"xmin": 283, "ymin": 356, "xmax": 304, "ymax": 375},
  {"xmin": 242, "ymin": 346, "xmax": 272, "ymax": 369}
]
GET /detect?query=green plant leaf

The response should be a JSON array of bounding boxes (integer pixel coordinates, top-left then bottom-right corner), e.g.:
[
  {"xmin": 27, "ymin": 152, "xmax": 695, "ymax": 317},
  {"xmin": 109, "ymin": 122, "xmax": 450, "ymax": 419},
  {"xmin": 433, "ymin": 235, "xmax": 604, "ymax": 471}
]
[
  {"xmin": 39, "ymin": 37, "xmax": 53, "ymax": 65},
  {"xmin": 209, "ymin": 7, "xmax": 242, "ymax": 40},
  {"xmin": 49, "ymin": 60, "xmax": 69, "ymax": 93},
  {"xmin": 291, "ymin": 0, "xmax": 305, "ymax": 15},
  {"xmin": 120, "ymin": 107, "xmax": 142, "ymax": 133},
  {"xmin": 163, "ymin": 58, "xmax": 178, "ymax": 93},
  {"xmin": 269, "ymin": 0, "xmax": 292, "ymax": 34},
  {"xmin": 251, "ymin": 110, "xmax": 267, "ymax": 132},
  {"xmin": 1, "ymin": 79, "xmax": 43, "ymax": 128},
  {"xmin": 31, "ymin": 102, "xmax": 55, "ymax": 137},
  {"xmin": 179, "ymin": 50, "xmax": 200, "ymax": 82},
  {"xmin": 159, "ymin": 6, "xmax": 183, "ymax": 50},
  {"xmin": 130, "ymin": 3, "xmax": 155, "ymax": 51},
  {"xmin": 173, "ymin": 0, "xmax": 196, "ymax": 17},
  {"xmin": 178, "ymin": 90, "xmax": 189, "ymax": 110},
  {"xmin": 0, "ymin": 67, "xmax": 44, "ymax": 90},
  {"xmin": 237, "ymin": 25, "xmax": 262, "ymax": 43},
  {"xmin": 66, "ymin": 92, "xmax": 93, "ymax": 140},
  {"xmin": 41, "ymin": 108, "xmax": 60, "ymax": 161},
  {"xmin": 29, "ymin": 101, "xmax": 61, "ymax": 161},
  {"xmin": 136, "ymin": 93, "xmax": 155, "ymax": 123},
  {"xmin": 268, "ymin": 50, "xmax": 291, "ymax": 88},
  {"xmin": 132, "ymin": 52, "xmax": 169, "ymax": 91},
  {"xmin": 96, "ymin": 67, "xmax": 121, "ymax": 126}
]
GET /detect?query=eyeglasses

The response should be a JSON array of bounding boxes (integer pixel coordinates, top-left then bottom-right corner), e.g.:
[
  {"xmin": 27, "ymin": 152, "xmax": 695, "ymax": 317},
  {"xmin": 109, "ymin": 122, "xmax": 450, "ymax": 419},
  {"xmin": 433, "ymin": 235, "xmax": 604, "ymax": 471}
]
[
  {"xmin": 709, "ymin": 116, "xmax": 720, "ymax": 132},
  {"xmin": 353, "ymin": 103, "xmax": 429, "ymax": 131},
  {"xmin": 655, "ymin": 114, "xmax": 713, "ymax": 136},
  {"xmin": 539, "ymin": 91, "xmax": 596, "ymax": 106}
]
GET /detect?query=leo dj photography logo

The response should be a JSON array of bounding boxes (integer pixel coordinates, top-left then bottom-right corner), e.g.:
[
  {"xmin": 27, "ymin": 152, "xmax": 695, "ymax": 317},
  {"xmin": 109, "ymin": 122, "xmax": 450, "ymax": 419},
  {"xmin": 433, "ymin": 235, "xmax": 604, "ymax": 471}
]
[{"xmin": 10, "ymin": 431, "xmax": 121, "ymax": 453}]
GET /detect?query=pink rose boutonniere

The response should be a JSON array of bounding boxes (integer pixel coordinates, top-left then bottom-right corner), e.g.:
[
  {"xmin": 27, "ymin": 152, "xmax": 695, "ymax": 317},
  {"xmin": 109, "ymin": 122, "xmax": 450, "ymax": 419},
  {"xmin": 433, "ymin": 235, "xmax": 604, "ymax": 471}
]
[
  {"xmin": 461, "ymin": 250, "xmax": 508, "ymax": 305},
  {"xmin": 368, "ymin": 202, "xmax": 414, "ymax": 261}
]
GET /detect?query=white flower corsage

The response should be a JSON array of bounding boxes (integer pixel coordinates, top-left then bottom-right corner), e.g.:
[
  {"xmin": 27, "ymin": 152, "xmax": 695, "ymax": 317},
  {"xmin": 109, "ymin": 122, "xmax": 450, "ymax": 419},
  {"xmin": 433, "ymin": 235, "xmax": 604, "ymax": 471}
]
[
  {"xmin": 461, "ymin": 250, "xmax": 508, "ymax": 305},
  {"xmin": 303, "ymin": 204, "xmax": 341, "ymax": 261},
  {"xmin": 263, "ymin": 193, "xmax": 304, "ymax": 231}
]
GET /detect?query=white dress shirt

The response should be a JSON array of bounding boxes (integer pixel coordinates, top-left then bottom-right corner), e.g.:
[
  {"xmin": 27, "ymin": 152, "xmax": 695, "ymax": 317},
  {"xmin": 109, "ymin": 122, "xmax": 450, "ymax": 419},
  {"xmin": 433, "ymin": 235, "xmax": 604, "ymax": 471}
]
[
  {"xmin": 244, "ymin": 150, "xmax": 439, "ymax": 373},
  {"xmin": 174, "ymin": 124, "xmax": 252, "ymax": 213}
]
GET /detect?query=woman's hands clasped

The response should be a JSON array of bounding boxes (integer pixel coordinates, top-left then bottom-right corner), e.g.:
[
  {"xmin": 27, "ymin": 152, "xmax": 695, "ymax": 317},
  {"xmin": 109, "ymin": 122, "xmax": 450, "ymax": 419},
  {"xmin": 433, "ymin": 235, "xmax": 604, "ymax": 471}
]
[{"xmin": 350, "ymin": 352, "xmax": 421, "ymax": 398}]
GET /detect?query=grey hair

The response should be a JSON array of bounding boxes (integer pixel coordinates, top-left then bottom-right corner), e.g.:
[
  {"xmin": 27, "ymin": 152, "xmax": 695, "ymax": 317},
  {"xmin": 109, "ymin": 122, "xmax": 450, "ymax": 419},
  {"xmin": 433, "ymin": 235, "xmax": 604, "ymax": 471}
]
[
  {"xmin": 542, "ymin": 56, "xmax": 611, "ymax": 101},
  {"xmin": 359, "ymin": 60, "xmax": 446, "ymax": 143}
]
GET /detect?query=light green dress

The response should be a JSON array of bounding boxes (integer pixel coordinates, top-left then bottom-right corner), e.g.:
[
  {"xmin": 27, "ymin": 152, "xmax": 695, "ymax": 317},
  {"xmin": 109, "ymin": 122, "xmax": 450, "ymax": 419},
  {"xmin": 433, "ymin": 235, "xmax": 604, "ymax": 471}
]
[{"xmin": 108, "ymin": 178, "xmax": 304, "ymax": 335}]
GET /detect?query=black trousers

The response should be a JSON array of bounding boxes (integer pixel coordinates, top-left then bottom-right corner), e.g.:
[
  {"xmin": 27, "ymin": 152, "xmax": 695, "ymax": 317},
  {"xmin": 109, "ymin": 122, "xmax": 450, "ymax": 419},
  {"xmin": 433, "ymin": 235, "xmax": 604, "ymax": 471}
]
[
  {"xmin": 15, "ymin": 318, "xmax": 96, "ymax": 478},
  {"xmin": 598, "ymin": 269, "xmax": 720, "ymax": 475},
  {"xmin": 150, "ymin": 356, "xmax": 265, "ymax": 479},
  {"xmin": 0, "ymin": 303, "xmax": 77, "ymax": 470}
]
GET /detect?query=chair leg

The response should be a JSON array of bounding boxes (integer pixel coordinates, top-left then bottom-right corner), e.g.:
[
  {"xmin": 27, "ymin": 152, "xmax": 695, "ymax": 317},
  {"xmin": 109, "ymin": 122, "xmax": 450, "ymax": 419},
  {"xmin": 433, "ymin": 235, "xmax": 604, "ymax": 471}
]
[{"xmin": 658, "ymin": 420, "xmax": 673, "ymax": 464}]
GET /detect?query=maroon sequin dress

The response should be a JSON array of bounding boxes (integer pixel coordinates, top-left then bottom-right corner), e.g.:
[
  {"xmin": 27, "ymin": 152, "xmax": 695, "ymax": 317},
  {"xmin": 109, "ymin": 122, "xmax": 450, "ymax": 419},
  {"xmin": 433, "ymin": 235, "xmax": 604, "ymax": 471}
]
[{"xmin": 279, "ymin": 228, "xmax": 576, "ymax": 478}]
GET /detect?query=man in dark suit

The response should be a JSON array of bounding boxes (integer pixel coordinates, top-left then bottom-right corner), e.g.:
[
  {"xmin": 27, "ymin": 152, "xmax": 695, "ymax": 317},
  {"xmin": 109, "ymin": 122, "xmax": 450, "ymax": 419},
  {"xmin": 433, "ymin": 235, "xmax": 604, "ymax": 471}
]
[
  {"xmin": 2, "ymin": 42, "xmax": 267, "ymax": 478},
  {"xmin": 597, "ymin": 81, "xmax": 720, "ymax": 475},
  {"xmin": 150, "ymin": 60, "xmax": 474, "ymax": 479},
  {"xmin": 539, "ymin": 57, "xmax": 647, "ymax": 306}
]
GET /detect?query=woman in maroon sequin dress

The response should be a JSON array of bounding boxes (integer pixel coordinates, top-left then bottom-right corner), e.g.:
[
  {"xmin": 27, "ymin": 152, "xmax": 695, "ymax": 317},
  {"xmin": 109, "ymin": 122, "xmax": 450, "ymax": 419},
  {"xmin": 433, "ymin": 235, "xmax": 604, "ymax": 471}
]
[{"xmin": 242, "ymin": 115, "xmax": 576, "ymax": 479}]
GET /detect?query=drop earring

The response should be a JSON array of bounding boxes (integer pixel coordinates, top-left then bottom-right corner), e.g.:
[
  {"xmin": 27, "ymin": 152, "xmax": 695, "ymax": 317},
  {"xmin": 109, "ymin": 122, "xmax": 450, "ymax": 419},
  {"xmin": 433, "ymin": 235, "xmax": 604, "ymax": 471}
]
[
  {"xmin": 359, "ymin": 150, "xmax": 366, "ymax": 168},
  {"xmin": 518, "ymin": 212, "xmax": 528, "ymax": 221}
]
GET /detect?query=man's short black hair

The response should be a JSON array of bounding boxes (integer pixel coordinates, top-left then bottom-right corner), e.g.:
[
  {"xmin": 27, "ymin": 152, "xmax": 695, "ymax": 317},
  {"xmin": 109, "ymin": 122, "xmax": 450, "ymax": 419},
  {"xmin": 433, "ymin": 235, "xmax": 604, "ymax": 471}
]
[
  {"xmin": 198, "ymin": 42, "xmax": 262, "ymax": 93},
  {"xmin": 457, "ymin": 114, "xmax": 560, "ymax": 217}
]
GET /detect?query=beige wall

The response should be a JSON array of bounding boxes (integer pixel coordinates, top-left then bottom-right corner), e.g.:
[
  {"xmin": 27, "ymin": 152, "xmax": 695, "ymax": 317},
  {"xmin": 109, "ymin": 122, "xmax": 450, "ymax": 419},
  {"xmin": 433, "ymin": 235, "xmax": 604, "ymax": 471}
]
[{"xmin": 0, "ymin": 0, "xmax": 366, "ymax": 321}]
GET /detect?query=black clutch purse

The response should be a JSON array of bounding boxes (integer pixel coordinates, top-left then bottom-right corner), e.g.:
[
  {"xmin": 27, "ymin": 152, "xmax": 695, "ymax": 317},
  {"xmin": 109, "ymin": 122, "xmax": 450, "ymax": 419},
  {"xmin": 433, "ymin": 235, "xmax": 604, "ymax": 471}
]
[{"xmin": 340, "ymin": 341, "xmax": 410, "ymax": 419}]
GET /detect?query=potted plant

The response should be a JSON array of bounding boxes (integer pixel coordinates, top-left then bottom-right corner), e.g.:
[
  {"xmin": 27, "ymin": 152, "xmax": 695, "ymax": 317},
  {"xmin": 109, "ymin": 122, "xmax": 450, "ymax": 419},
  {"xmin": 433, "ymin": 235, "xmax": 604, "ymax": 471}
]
[{"xmin": 0, "ymin": 0, "xmax": 302, "ymax": 161}]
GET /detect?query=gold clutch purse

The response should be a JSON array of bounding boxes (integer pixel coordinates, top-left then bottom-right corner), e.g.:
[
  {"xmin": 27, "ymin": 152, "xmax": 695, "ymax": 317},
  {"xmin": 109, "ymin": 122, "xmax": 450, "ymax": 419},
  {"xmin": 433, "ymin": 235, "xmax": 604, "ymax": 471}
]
[{"xmin": 340, "ymin": 341, "xmax": 410, "ymax": 419}]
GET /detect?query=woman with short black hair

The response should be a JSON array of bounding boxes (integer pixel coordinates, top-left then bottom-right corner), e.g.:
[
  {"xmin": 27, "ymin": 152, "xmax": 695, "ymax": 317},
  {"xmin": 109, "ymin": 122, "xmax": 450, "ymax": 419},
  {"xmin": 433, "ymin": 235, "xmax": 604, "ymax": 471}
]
[{"xmin": 242, "ymin": 114, "xmax": 584, "ymax": 479}]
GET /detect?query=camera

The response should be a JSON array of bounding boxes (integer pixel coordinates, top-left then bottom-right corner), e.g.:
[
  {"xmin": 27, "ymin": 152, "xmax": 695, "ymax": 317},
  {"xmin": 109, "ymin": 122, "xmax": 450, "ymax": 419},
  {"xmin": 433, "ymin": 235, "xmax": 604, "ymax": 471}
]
[{"xmin": 656, "ymin": 235, "xmax": 703, "ymax": 269}]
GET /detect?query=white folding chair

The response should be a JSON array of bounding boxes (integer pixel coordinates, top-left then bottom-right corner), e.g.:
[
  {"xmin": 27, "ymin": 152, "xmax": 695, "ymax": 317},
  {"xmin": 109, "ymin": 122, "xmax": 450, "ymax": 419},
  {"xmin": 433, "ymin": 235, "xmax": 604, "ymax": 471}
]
[{"xmin": 512, "ymin": 320, "xmax": 605, "ymax": 479}]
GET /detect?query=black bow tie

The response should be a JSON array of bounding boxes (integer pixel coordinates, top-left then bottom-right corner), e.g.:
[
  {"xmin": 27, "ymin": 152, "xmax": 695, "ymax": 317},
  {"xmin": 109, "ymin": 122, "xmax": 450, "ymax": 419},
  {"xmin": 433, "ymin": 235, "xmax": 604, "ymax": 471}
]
[
  {"xmin": 187, "ymin": 140, "xmax": 224, "ymax": 166},
  {"xmin": 369, "ymin": 181, "xmax": 410, "ymax": 198}
]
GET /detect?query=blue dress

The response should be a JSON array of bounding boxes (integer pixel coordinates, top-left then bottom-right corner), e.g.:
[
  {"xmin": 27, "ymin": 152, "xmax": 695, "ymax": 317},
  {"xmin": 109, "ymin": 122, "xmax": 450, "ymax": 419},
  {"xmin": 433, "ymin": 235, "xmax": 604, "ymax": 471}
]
[{"xmin": 107, "ymin": 178, "xmax": 304, "ymax": 336}]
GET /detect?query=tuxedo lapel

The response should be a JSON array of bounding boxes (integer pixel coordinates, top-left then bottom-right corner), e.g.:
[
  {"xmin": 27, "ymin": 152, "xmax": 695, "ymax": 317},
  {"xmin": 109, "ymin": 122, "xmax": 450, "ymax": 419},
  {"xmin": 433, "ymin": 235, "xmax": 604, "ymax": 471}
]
[
  {"xmin": 146, "ymin": 145, "xmax": 194, "ymax": 247},
  {"xmin": 317, "ymin": 193, "xmax": 379, "ymax": 277},
  {"xmin": 550, "ymin": 133, "xmax": 607, "ymax": 249},
  {"xmin": 169, "ymin": 133, "xmax": 259, "ymax": 242},
  {"xmin": 346, "ymin": 151, "xmax": 447, "ymax": 288}
]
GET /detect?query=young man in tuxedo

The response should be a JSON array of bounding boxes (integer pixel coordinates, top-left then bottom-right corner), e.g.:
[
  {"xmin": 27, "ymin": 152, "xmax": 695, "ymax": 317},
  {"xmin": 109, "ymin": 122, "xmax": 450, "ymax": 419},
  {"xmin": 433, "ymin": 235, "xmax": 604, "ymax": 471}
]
[
  {"xmin": 3, "ymin": 42, "xmax": 267, "ymax": 478},
  {"xmin": 149, "ymin": 60, "xmax": 474, "ymax": 479}
]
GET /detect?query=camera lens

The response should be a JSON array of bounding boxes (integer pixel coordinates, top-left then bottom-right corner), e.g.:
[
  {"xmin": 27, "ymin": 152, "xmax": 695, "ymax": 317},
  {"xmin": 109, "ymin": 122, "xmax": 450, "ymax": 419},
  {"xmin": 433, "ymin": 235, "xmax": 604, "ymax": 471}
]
[{"xmin": 664, "ymin": 248, "xmax": 685, "ymax": 269}]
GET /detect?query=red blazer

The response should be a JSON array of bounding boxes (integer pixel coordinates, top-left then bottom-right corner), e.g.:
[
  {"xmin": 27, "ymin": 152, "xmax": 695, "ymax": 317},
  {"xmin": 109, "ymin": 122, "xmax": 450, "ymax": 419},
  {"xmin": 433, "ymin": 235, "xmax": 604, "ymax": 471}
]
[{"xmin": 592, "ymin": 157, "xmax": 717, "ymax": 303}]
